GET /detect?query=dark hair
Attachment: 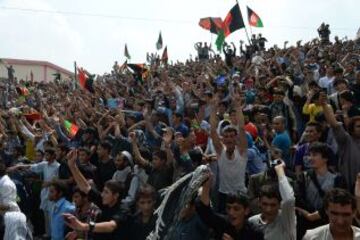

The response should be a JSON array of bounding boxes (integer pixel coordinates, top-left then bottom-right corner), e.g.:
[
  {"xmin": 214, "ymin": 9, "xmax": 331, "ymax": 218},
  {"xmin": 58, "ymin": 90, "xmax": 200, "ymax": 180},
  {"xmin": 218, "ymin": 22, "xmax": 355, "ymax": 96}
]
[
  {"xmin": 173, "ymin": 112, "xmax": 183, "ymax": 121},
  {"xmin": 0, "ymin": 163, "xmax": 6, "ymax": 176},
  {"xmin": 57, "ymin": 143, "xmax": 69, "ymax": 153},
  {"xmin": 104, "ymin": 180, "xmax": 125, "ymax": 200},
  {"xmin": 226, "ymin": 192, "xmax": 250, "ymax": 208},
  {"xmin": 306, "ymin": 122, "xmax": 322, "ymax": 134},
  {"xmin": 135, "ymin": 184, "xmax": 157, "ymax": 202},
  {"xmin": 78, "ymin": 147, "xmax": 91, "ymax": 156},
  {"xmin": 44, "ymin": 148, "xmax": 56, "ymax": 156},
  {"xmin": 309, "ymin": 142, "xmax": 330, "ymax": 160},
  {"xmin": 153, "ymin": 150, "xmax": 167, "ymax": 161},
  {"xmin": 221, "ymin": 125, "xmax": 238, "ymax": 135},
  {"xmin": 339, "ymin": 90, "xmax": 354, "ymax": 103},
  {"xmin": 333, "ymin": 78, "xmax": 348, "ymax": 87},
  {"xmin": 259, "ymin": 184, "xmax": 281, "ymax": 202},
  {"xmin": 324, "ymin": 188, "xmax": 356, "ymax": 210},
  {"xmin": 348, "ymin": 116, "xmax": 360, "ymax": 134},
  {"xmin": 49, "ymin": 180, "xmax": 68, "ymax": 196},
  {"xmin": 99, "ymin": 141, "xmax": 113, "ymax": 153},
  {"xmin": 73, "ymin": 187, "xmax": 88, "ymax": 198}
]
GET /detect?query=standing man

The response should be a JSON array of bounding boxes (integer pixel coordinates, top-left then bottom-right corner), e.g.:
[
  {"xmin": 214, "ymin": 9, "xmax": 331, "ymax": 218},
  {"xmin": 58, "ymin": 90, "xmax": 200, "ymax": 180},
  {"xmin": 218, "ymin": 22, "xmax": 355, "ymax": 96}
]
[
  {"xmin": 248, "ymin": 161, "xmax": 296, "ymax": 240},
  {"xmin": 6, "ymin": 65, "xmax": 15, "ymax": 83},
  {"xmin": 48, "ymin": 180, "xmax": 75, "ymax": 240},
  {"xmin": 209, "ymin": 93, "xmax": 248, "ymax": 212},
  {"xmin": 303, "ymin": 188, "xmax": 360, "ymax": 239}
]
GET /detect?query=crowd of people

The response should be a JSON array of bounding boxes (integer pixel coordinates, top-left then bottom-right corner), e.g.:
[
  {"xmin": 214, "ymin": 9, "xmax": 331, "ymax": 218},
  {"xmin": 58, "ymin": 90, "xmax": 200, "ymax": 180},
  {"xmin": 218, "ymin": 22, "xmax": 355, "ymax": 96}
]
[{"xmin": 1, "ymin": 24, "xmax": 360, "ymax": 240}]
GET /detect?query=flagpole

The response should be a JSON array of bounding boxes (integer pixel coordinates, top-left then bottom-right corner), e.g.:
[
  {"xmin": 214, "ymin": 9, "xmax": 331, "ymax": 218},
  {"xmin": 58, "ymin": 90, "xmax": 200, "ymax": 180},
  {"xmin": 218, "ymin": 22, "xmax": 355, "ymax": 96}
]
[
  {"xmin": 74, "ymin": 61, "xmax": 77, "ymax": 90},
  {"xmin": 235, "ymin": 0, "xmax": 251, "ymax": 46}
]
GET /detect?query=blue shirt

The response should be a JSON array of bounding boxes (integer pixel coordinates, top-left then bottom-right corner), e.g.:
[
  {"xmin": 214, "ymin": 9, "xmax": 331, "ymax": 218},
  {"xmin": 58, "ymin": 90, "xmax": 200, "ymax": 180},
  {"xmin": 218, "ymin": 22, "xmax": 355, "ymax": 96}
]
[
  {"xmin": 50, "ymin": 197, "xmax": 75, "ymax": 240},
  {"xmin": 272, "ymin": 131, "xmax": 292, "ymax": 166}
]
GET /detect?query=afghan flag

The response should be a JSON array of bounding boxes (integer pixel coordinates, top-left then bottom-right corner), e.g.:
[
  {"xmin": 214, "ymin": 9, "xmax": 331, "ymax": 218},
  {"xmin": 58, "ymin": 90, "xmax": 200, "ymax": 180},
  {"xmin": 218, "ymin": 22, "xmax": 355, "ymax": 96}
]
[
  {"xmin": 156, "ymin": 32, "xmax": 163, "ymax": 50},
  {"xmin": 64, "ymin": 120, "xmax": 79, "ymax": 138},
  {"xmin": 247, "ymin": 6, "xmax": 264, "ymax": 27},
  {"xmin": 23, "ymin": 112, "xmax": 42, "ymax": 124},
  {"xmin": 199, "ymin": 17, "xmax": 223, "ymax": 34},
  {"xmin": 161, "ymin": 46, "xmax": 168, "ymax": 64},
  {"xmin": 127, "ymin": 63, "xmax": 149, "ymax": 83},
  {"xmin": 223, "ymin": 4, "xmax": 245, "ymax": 37},
  {"xmin": 16, "ymin": 86, "xmax": 30, "ymax": 96},
  {"xmin": 77, "ymin": 67, "xmax": 94, "ymax": 93},
  {"xmin": 215, "ymin": 30, "xmax": 225, "ymax": 51},
  {"xmin": 124, "ymin": 44, "xmax": 131, "ymax": 59}
]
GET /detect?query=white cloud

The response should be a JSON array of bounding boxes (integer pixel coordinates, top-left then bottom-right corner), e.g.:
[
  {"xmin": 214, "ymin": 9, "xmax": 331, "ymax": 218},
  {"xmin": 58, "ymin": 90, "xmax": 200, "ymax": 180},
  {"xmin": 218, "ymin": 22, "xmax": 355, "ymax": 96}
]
[{"xmin": 0, "ymin": 0, "xmax": 358, "ymax": 74}]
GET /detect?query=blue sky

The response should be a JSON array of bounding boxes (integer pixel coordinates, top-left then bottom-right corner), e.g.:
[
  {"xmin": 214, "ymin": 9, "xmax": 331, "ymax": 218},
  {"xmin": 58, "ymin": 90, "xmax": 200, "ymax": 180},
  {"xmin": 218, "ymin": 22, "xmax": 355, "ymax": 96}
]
[{"xmin": 0, "ymin": 0, "xmax": 358, "ymax": 74}]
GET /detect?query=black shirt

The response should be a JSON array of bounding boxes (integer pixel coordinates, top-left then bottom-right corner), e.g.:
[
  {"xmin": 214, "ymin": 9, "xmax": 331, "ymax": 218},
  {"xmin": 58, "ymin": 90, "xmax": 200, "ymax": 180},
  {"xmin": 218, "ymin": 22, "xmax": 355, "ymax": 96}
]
[
  {"xmin": 195, "ymin": 200, "xmax": 264, "ymax": 240},
  {"xmin": 78, "ymin": 161, "xmax": 97, "ymax": 180},
  {"xmin": 96, "ymin": 159, "xmax": 116, "ymax": 190},
  {"xmin": 145, "ymin": 163, "xmax": 173, "ymax": 191},
  {"xmin": 127, "ymin": 213, "xmax": 156, "ymax": 240},
  {"xmin": 88, "ymin": 188, "xmax": 129, "ymax": 240}
]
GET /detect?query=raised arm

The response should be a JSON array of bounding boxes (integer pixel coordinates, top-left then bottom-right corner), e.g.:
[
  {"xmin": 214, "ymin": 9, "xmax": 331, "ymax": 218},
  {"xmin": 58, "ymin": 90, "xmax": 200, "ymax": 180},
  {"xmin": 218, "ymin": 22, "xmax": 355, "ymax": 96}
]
[
  {"xmin": 209, "ymin": 96, "xmax": 223, "ymax": 155},
  {"xmin": 67, "ymin": 150, "xmax": 91, "ymax": 194},
  {"xmin": 319, "ymin": 91, "xmax": 338, "ymax": 128},
  {"xmin": 233, "ymin": 93, "xmax": 247, "ymax": 154},
  {"xmin": 129, "ymin": 132, "xmax": 150, "ymax": 167}
]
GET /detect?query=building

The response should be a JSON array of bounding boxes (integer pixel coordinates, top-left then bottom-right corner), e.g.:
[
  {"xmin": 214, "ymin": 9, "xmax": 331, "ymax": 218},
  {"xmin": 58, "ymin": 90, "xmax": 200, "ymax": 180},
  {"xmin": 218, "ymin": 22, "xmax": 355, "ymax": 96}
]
[{"xmin": 0, "ymin": 58, "xmax": 73, "ymax": 82}]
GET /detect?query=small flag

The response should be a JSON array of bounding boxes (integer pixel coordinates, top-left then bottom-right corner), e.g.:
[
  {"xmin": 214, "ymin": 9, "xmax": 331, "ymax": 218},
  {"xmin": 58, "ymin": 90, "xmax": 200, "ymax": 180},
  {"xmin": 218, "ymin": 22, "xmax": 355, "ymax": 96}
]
[
  {"xmin": 64, "ymin": 120, "xmax": 79, "ymax": 138},
  {"xmin": 124, "ymin": 44, "xmax": 131, "ymax": 59},
  {"xmin": 23, "ymin": 112, "xmax": 42, "ymax": 124},
  {"xmin": 161, "ymin": 46, "xmax": 168, "ymax": 63},
  {"xmin": 16, "ymin": 86, "xmax": 30, "ymax": 96},
  {"xmin": 199, "ymin": 17, "xmax": 223, "ymax": 34},
  {"xmin": 223, "ymin": 4, "xmax": 245, "ymax": 37},
  {"xmin": 247, "ymin": 6, "xmax": 264, "ymax": 28},
  {"xmin": 77, "ymin": 67, "xmax": 94, "ymax": 93},
  {"xmin": 127, "ymin": 63, "xmax": 148, "ymax": 83},
  {"xmin": 156, "ymin": 32, "xmax": 163, "ymax": 50},
  {"xmin": 215, "ymin": 30, "xmax": 225, "ymax": 51},
  {"xmin": 77, "ymin": 67, "xmax": 87, "ymax": 89}
]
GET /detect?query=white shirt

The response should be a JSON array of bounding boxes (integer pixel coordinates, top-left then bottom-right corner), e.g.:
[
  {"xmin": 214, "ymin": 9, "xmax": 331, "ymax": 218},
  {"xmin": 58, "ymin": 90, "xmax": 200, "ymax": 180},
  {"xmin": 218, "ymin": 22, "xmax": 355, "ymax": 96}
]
[
  {"xmin": 218, "ymin": 147, "xmax": 247, "ymax": 194},
  {"xmin": 30, "ymin": 160, "xmax": 60, "ymax": 211},
  {"xmin": 0, "ymin": 175, "xmax": 20, "ymax": 212},
  {"xmin": 318, "ymin": 75, "xmax": 335, "ymax": 94},
  {"xmin": 303, "ymin": 224, "xmax": 360, "ymax": 240}
]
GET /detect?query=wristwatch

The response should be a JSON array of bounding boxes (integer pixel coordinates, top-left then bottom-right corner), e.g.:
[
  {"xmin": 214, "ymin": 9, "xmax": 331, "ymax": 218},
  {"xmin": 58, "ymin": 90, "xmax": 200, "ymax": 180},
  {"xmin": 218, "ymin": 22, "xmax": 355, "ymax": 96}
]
[{"xmin": 88, "ymin": 221, "xmax": 96, "ymax": 233}]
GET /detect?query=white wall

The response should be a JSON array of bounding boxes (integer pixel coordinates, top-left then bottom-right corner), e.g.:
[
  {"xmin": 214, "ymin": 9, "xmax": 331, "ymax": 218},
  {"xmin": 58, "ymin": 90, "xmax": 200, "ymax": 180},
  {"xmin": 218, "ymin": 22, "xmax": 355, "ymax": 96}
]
[{"xmin": 0, "ymin": 63, "xmax": 72, "ymax": 82}]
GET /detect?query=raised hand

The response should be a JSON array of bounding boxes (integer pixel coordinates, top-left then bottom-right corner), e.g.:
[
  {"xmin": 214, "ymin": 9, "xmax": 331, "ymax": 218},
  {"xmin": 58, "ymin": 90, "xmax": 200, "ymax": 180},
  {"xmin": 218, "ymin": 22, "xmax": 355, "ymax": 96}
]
[{"xmin": 129, "ymin": 131, "xmax": 137, "ymax": 143}]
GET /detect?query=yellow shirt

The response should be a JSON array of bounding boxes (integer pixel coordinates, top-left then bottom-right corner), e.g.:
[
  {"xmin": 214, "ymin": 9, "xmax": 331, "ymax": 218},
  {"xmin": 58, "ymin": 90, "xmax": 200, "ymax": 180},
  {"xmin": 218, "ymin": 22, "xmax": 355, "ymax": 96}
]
[{"xmin": 302, "ymin": 103, "xmax": 325, "ymax": 122}]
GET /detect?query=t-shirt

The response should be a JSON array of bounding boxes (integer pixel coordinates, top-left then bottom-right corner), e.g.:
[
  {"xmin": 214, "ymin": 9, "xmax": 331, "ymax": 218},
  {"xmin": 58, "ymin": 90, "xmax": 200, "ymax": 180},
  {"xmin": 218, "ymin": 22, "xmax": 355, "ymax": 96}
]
[
  {"xmin": 127, "ymin": 213, "xmax": 156, "ymax": 240},
  {"xmin": 88, "ymin": 188, "xmax": 129, "ymax": 240},
  {"xmin": 303, "ymin": 224, "xmax": 360, "ymax": 240},
  {"xmin": 145, "ymin": 164, "xmax": 173, "ymax": 191},
  {"xmin": 96, "ymin": 159, "xmax": 116, "ymax": 190}
]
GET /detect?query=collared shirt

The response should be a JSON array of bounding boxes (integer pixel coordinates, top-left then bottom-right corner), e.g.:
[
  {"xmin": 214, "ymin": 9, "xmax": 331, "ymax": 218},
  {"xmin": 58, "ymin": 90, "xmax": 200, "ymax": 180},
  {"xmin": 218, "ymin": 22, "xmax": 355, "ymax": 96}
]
[{"xmin": 50, "ymin": 197, "xmax": 75, "ymax": 240}]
